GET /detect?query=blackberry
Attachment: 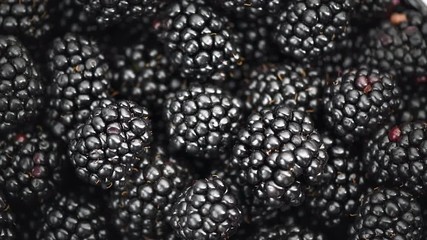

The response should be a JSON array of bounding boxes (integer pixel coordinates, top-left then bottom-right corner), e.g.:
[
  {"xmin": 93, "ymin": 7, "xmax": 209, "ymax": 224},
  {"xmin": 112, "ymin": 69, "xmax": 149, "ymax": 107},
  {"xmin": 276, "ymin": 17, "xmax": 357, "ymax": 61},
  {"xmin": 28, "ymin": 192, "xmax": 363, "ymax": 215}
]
[
  {"xmin": 0, "ymin": 126, "xmax": 65, "ymax": 203},
  {"xmin": 46, "ymin": 33, "xmax": 111, "ymax": 142},
  {"xmin": 397, "ymin": 82, "xmax": 427, "ymax": 122},
  {"xmin": 37, "ymin": 192, "xmax": 109, "ymax": 240},
  {"xmin": 251, "ymin": 224, "xmax": 326, "ymax": 240},
  {"xmin": 231, "ymin": 105, "xmax": 328, "ymax": 208},
  {"xmin": 242, "ymin": 63, "xmax": 323, "ymax": 117},
  {"xmin": 212, "ymin": 0, "xmax": 283, "ymax": 17},
  {"xmin": 109, "ymin": 147, "xmax": 192, "ymax": 239},
  {"xmin": 0, "ymin": 192, "xmax": 16, "ymax": 240},
  {"xmin": 169, "ymin": 177, "xmax": 243, "ymax": 240},
  {"xmin": 323, "ymin": 67, "xmax": 401, "ymax": 143},
  {"xmin": 69, "ymin": 99, "xmax": 153, "ymax": 189},
  {"xmin": 0, "ymin": 35, "xmax": 44, "ymax": 132},
  {"xmin": 365, "ymin": 122, "xmax": 427, "ymax": 195},
  {"xmin": 349, "ymin": 188, "xmax": 423, "ymax": 240},
  {"xmin": 164, "ymin": 84, "xmax": 243, "ymax": 159},
  {"xmin": 155, "ymin": 0, "xmax": 243, "ymax": 81},
  {"xmin": 273, "ymin": 0, "xmax": 354, "ymax": 61}
]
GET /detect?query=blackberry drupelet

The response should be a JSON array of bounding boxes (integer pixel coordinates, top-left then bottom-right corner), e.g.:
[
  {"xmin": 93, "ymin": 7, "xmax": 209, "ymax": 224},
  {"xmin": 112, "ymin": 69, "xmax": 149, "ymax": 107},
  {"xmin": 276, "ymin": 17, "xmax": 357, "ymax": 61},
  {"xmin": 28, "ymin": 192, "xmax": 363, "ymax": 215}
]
[
  {"xmin": 0, "ymin": 35, "xmax": 44, "ymax": 132},
  {"xmin": 251, "ymin": 224, "xmax": 326, "ymax": 240},
  {"xmin": 232, "ymin": 105, "xmax": 328, "ymax": 208},
  {"xmin": 0, "ymin": 192, "xmax": 16, "ymax": 240},
  {"xmin": 69, "ymin": 99, "xmax": 152, "ymax": 189},
  {"xmin": 273, "ymin": 0, "xmax": 354, "ymax": 61},
  {"xmin": 46, "ymin": 33, "xmax": 111, "ymax": 142},
  {"xmin": 349, "ymin": 188, "xmax": 423, "ymax": 240},
  {"xmin": 164, "ymin": 84, "xmax": 243, "ymax": 159},
  {"xmin": 323, "ymin": 67, "xmax": 401, "ymax": 143},
  {"xmin": 155, "ymin": 0, "xmax": 243, "ymax": 81},
  {"xmin": 109, "ymin": 147, "xmax": 192, "ymax": 239},
  {"xmin": 365, "ymin": 122, "xmax": 427, "ymax": 195},
  {"xmin": 169, "ymin": 177, "xmax": 242, "ymax": 240},
  {"xmin": 0, "ymin": 126, "xmax": 65, "ymax": 203}
]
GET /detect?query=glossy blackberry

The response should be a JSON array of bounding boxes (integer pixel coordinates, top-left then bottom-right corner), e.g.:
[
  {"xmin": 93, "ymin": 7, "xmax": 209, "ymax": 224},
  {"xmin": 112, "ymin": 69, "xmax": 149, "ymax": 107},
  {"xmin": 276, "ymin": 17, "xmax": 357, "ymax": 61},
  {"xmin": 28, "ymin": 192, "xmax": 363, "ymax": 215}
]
[
  {"xmin": 242, "ymin": 63, "xmax": 323, "ymax": 116},
  {"xmin": 46, "ymin": 33, "xmax": 111, "ymax": 142},
  {"xmin": 0, "ymin": 192, "xmax": 16, "ymax": 240},
  {"xmin": 0, "ymin": 126, "xmax": 65, "ymax": 203},
  {"xmin": 306, "ymin": 133, "xmax": 365, "ymax": 227},
  {"xmin": 212, "ymin": 0, "xmax": 283, "ymax": 17},
  {"xmin": 365, "ymin": 122, "xmax": 427, "ymax": 195},
  {"xmin": 37, "ymin": 192, "xmax": 109, "ymax": 240},
  {"xmin": 0, "ymin": 0, "xmax": 53, "ymax": 39},
  {"xmin": 169, "ymin": 177, "xmax": 243, "ymax": 240},
  {"xmin": 0, "ymin": 35, "xmax": 44, "ymax": 132},
  {"xmin": 232, "ymin": 105, "xmax": 328, "ymax": 208},
  {"xmin": 251, "ymin": 224, "xmax": 326, "ymax": 240},
  {"xmin": 323, "ymin": 67, "xmax": 401, "ymax": 143},
  {"xmin": 109, "ymin": 147, "xmax": 192, "ymax": 239},
  {"xmin": 273, "ymin": 0, "xmax": 354, "ymax": 61},
  {"xmin": 397, "ymin": 83, "xmax": 427, "ymax": 122},
  {"xmin": 69, "ymin": 99, "xmax": 152, "ymax": 189},
  {"xmin": 349, "ymin": 188, "xmax": 423, "ymax": 240},
  {"xmin": 164, "ymin": 84, "xmax": 243, "ymax": 159},
  {"xmin": 155, "ymin": 0, "xmax": 243, "ymax": 81}
]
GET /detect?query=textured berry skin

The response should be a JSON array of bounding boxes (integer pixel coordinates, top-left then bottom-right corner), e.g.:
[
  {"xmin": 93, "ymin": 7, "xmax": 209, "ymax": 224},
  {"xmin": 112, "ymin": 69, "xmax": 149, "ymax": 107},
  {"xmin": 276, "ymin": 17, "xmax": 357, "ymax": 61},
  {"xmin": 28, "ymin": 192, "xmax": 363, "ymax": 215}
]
[
  {"xmin": 349, "ymin": 188, "xmax": 423, "ymax": 240},
  {"xmin": 156, "ymin": 0, "xmax": 243, "ymax": 81},
  {"xmin": 232, "ymin": 105, "xmax": 328, "ymax": 208},
  {"xmin": 169, "ymin": 177, "xmax": 242, "ymax": 240},
  {"xmin": 365, "ymin": 122, "xmax": 427, "ymax": 195},
  {"xmin": 0, "ymin": 193, "xmax": 16, "ymax": 240},
  {"xmin": 69, "ymin": 99, "xmax": 152, "ymax": 189},
  {"xmin": 109, "ymin": 147, "xmax": 192, "ymax": 239},
  {"xmin": 165, "ymin": 84, "xmax": 243, "ymax": 159},
  {"xmin": 46, "ymin": 33, "xmax": 111, "ymax": 142},
  {"xmin": 251, "ymin": 224, "xmax": 325, "ymax": 240},
  {"xmin": 0, "ymin": 36, "xmax": 44, "ymax": 132},
  {"xmin": 0, "ymin": 126, "xmax": 65, "ymax": 203},
  {"xmin": 273, "ymin": 0, "xmax": 354, "ymax": 61},
  {"xmin": 37, "ymin": 192, "xmax": 109, "ymax": 240},
  {"xmin": 323, "ymin": 68, "xmax": 401, "ymax": 143}
]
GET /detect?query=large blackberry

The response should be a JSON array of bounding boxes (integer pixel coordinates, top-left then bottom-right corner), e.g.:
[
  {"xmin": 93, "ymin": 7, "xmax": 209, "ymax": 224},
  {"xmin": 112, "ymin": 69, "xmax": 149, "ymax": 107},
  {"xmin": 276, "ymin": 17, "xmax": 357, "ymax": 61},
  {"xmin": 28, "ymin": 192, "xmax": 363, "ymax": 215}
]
[
  {"xmin": 323, "ymin": 67, "xmax": 401, "ymax": 143},
  {"xmin": 273, "ymin": 0, "xmax": 354, "ymax": 61},
  {"xmin": 46, "ymin": 33, "xmax": 111, "ymax": 142},
  {"xmin": 69, "ymin": 99, "xmax": 152, "ymax": 189},
  {"xmin": 169, "ymin": 177, "xmax": 242, "ymax": 240},
  {"xmin": 0, "ymin": 126, "xmax": 65, "ymax": 203},
  {"xmin": 251, "ymin": 224, "xmax": 326, "ymax": 240},
  {"xmin": 164, "ymin": 84, "xmax": 243, "ymax": 159},
  {"xmin": 231, "ymin": 105, "xmax": 328, "ymax": 208},
  {"xmin": 0, "ymin": 192, "xmax": 16, "ymax": 240},
  {"xmin": 349, "ymin": 188, "xmax": 423, "ymax": 239},
  {"xmin": 109, "ymin": 147, "xmax": 192, "ymax": 239},
  {"xmin": 155, "ymin": 0, "xmax": 243, "ymax": 81},
  {"xmin": 0, "ymin": 35, "xmax": 44, "ymax": 132}
]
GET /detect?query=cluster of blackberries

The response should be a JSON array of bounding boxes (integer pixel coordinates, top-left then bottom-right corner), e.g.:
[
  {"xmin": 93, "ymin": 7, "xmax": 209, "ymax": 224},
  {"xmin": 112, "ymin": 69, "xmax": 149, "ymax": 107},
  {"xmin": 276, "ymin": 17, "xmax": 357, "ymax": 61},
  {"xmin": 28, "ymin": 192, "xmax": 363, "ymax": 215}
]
[{"xmin": 1, "ymin": 0, "xmax": 427, "ymax": 239}]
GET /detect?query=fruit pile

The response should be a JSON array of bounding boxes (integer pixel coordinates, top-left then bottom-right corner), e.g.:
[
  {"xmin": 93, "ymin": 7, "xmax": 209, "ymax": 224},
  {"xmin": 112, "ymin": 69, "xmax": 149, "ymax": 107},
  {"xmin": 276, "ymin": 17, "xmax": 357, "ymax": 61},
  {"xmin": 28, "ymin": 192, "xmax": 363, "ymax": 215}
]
[{"xmin": 2, "ymin": 0, "xmax": 427, "ymax": 239}]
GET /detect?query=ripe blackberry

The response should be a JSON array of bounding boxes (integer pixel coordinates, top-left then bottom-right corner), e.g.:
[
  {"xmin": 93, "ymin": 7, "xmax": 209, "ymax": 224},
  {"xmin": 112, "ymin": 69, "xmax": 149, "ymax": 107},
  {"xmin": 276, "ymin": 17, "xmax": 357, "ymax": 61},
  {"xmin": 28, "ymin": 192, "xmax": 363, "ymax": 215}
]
[
  {"xmin": 155, "ymin": 0, "xmax": 243, "ymax": 81},
  {"xmin": 0, "ymin": 192, "xmax": 16, "ymax": 240},
  {"xmin": 0, "ymin": 35, "xmax": 44, "ymax": 132},
  {"xmin": 273, "ymin": 0, "xmax": 354, "ymax": 61},
  {"xmin": 37, "ymin": 192, "xmax": 109, "ymax": 240},
  {"xmin": 109, "ymin": 147, "xmax": 192, "ymax": 239},
  {"xmin": 164, "ymin": 84, "xmax": 243, "ymax": 159},
  {"xmin": 349, "ymin": 188, "xmax": 423, "ymax": 240},
  {"xmin": 232, "ymin": 105, "xmax": 328, "ymax": 208},
  {"xmin": 212, "ymin": 0, "xmax": 283, "ymax": 17},
  {"xmin": 69, "ymin": 99, "xmax": 152, "ymax": 189},
  {"xmin": 0, "ymin": 126, "xmax": 65, "ymax": 203},
  {"xmin": 242, "ymin": 63, "xmax": 323, "ymax": 117},
  {"xmin": 169, "ymin": 177, "xmax": 243, "ymax": 240},
  {"xmin": 323, "ymin": 67, "xmax": 401, "ymax": 143},
  {"xmin": 306, "ymin": 132, "xmax": 365, "ymax": 227},
  {"xmin": 251, "ymin": 224, "xmax": 326, "ymax": 240},
  {"xmin": 397, "ymin": 82, "xmax": 427, "ymax": 122},
  {"xmin": 46, "ymin": 33, "xmax": 111, "ymax": 142},
  {"xmin": 365, "ymin": 122, "xmax": 427, "ymax": 195}
]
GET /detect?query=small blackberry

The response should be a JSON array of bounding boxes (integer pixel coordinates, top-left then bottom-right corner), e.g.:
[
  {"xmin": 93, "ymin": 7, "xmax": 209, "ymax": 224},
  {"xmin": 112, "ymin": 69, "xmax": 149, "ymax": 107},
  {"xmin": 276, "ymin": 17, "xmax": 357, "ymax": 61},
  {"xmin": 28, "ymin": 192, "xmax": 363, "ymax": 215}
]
[
  {"xmin": 273, "ymin": 0, "xmax": 354, "ymax": 61},
  {"xmin": 251, "ymin": 224, "xmax": 326, "ymax": 240},
  {"xmin": 164, "ymin": 84, "xmax": 243, "ymax": 159},
  {"xmin": 0, "ymin": 192, "xmax": 16, "ymax": 240},
  {"xmin": 68, "ymin": 99, "xmax": 152, "ymax": 189},
  {"xmin": 323, "ymin": 67, "xmax": 401, "ymax": 143},
  {"xmin": 349, "ymin": 188, "xmax": 423, "ymax": 240},
  {"xmin": 109, "ymin": 147, "xmax": 192, "ymax": 239},
  {"xmin": 232, "ymin": 105, "xmax": 328, "ymax": 208},
  {"xmin": 155, "ymin": 0, "xmax": 243, "ymax": 81},
  {"xmin": 0, "ymin": 35, "xmax": 44, "ymax": 132},
  {"xmin": 46, "ymin": 33, "xmax": 111, "ymax": 142},
  {"xmin": 169, "ymin": 177, "xmax": 243, "ymax": 240}
]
